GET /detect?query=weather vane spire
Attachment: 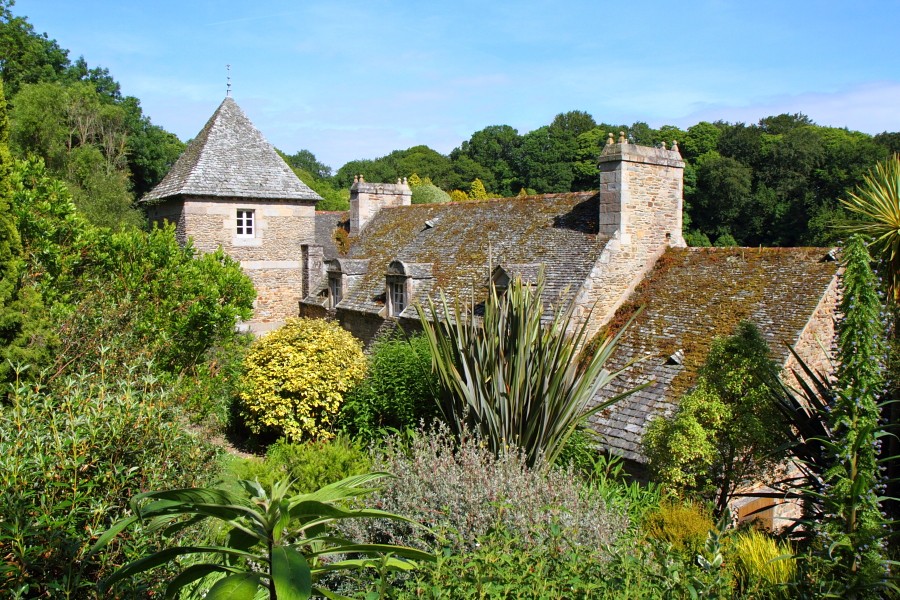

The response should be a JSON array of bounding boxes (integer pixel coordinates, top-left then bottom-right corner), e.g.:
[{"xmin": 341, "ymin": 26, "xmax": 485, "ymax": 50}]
[{"xmin": 226, "ymin": 64, "xmax": 232, "ymax": 97}]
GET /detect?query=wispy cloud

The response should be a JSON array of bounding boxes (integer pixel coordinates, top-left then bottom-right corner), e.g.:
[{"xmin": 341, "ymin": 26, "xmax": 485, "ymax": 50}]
[{"xmin": 674, "ymin": 82, "xmax": 900, "ymax": 134}]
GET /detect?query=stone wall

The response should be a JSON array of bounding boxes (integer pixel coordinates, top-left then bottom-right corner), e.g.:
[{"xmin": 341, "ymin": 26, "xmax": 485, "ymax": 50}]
[
  {"xmin": 146, "ymin": 201, "xmax": 187, "ymax": 245},
  {"xmin": 569, "ymin": 141, "xmax": 685, "ymax": 338},
  {"xmin": 783, "ymin": 272, "xmax": 840, "ymax": 386},
  {"xmin": 160, "ymin": 196, "xmax": 317, "ymax": 323},
  {"xmin": 243, "ymin": 266, "xmax": 304, "ymax": 322},
  {"xmin": 336, "ymin": 309, "xmax": 399, "ymax": 347}
]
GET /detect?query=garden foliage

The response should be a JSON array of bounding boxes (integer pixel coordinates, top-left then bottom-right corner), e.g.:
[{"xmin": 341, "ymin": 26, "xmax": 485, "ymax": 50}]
[
  {"xmin": 338, "ymin": 425, "xmax": 627, "ymax": 554},
  {"xmin": 820, "ymin": 234, "xmax": 890, "ymax": 596},
  {"xmin": 338, "ymin": 333, "xmax": 439, "ymax": 442},
  {"xmin": 727, "ymin": 529, "xmax": 796, "ymax": 598},
  {"xmin": 417, "ymin": 272, "xmax": 634, "ymax": 468},
  {"xmin": 6, "ymin": 156, "xmax": 256, "ymax": 380},
  {"xmin": 644, "ymin": 320, "xmax": 787, "ymax": 515},
  {"xmin": 0, "ymin": 80, "xmax": 51, "ymax": 383},
  {"xmin": 229, "ymin": 436, "xmax": 371, "ymax": 495},
  {"xmin": 93, "ymin": 474, "xmax": 433, "ymax": 599},
  {"xmin": 240, "ymin": 317, "xmax": 367, "ymax": 442},
  {"xmin": 0, "ymin": 364, "xmax": 221, "ymax": 597},
  {"xmin": 642, "ymin": 500, "xmax": 714, "ymax": 557},
  {"xmin": 54, "ymin": 225, "xmax": 256, "ymax": 374}
]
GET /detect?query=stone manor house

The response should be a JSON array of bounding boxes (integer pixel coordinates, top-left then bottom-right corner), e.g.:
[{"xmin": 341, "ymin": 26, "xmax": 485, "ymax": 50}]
[{"xmin": 143, "ymin": 97, "xmax": 840, "ymax": 526}]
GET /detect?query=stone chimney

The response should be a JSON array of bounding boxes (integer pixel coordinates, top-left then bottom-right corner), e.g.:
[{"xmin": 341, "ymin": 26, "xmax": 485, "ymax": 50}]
[
  {"xmin": 349, "ymin": 176, "xmax": 412, "ymax": 235},
  {"xmin": 598, "ymin": 133, "xmax": 685, "ymax": 248}
]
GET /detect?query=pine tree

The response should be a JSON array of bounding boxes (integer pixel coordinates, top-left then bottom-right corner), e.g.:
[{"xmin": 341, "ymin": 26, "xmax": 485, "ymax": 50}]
[{"xmin": 469, "ymin": 178, "xmax": 489, "ymax": 200}]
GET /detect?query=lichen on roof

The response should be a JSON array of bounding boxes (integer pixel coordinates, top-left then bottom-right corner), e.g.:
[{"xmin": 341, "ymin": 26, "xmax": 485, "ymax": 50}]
[
  {"xmin": 325, "ymin": 192, "xmax": 608, "ymax": 317},
  {"xmin": 142, "ymin": 97, "xmax": 321, "ymax": 203},
  {"xmin": 589, "ymin": 246, "xmax": 839, "ymax": 463}
]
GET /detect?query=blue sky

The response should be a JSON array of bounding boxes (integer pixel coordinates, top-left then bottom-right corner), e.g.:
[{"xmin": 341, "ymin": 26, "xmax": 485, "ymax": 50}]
[{"xmin": 18, "ymin": 0, "xmax": 900, "ymax": 170}]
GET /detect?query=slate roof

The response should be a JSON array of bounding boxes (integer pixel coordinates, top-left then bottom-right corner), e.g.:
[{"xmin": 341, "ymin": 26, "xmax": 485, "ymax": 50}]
[
  {"xmin": 307, "ymin": 193, "xmax": 609, "ymax": 317},
  {"xmin": 588, "ymin": 246, "xmax": 839, "ymax": 462},
  {"xmin": 314, "ymin": 212, "xmax": 349, "ymax": 259},
  {"xmin": 142, "ymin": 97, "xmax": 321, "ymax": 203}
]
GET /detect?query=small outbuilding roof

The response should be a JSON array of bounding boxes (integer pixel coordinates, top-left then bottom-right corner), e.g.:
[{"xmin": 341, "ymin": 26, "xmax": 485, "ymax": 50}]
[{"xmin": 142, "ymin": 97, "xmax": 321, "ymax": 203}]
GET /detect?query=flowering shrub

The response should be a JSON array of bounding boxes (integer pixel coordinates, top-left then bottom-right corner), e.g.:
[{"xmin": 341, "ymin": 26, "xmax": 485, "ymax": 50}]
[
  {"xmin": 239, "ymin": 318, "xmax": 367, "ymax": 442},
  {"xmin": 339, "ymin": 424, "xmax": 627, "ymax": 553}
]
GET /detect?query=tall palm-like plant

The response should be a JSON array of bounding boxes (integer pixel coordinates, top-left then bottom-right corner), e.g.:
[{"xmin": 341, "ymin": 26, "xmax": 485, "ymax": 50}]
[
  {"xmin": 416, "ymin": 272, "xmax": 637, "ymax": 468},
  {"xmin": 89, "ymin": 473, "xmax": 432, "ymax": 599},
  {"xmin": 839, "ymin": 154, "xmax": 900, "ymax": 300}
]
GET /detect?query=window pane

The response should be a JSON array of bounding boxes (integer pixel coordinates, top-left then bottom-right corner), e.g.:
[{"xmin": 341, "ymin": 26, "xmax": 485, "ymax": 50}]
[
  {"xmin": 237, "ymin": 210, "xmax": 254, "ymax": 236},
  {"xmin": 391, "ymin": 281, "xmax": 405, "ymax": 314}
]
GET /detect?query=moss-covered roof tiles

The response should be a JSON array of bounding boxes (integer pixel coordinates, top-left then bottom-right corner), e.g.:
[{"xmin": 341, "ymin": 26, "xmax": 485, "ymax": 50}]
[
  {"xmin": 321, "ymin": 192, "xmax": 608, "ymax": 317},
  {"xmin": 589, "ymin": 246, "xmax": 839, "ymax": 463}
]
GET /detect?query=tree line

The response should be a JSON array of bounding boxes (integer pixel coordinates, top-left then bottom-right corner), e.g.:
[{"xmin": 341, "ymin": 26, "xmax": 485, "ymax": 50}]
[
  {"xmin": 307, "ymin": 112, "xmax": 898, "ymax": 247},
  {"xmin": 3, "ymin": 0, "xmax": 899, "ymax": 248}
]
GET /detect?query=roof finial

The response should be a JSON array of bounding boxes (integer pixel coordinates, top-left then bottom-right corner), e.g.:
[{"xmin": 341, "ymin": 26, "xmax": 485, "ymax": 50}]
[{"xmin": 226, "ymin": 64, "xmax": 232, "ymax": 97}]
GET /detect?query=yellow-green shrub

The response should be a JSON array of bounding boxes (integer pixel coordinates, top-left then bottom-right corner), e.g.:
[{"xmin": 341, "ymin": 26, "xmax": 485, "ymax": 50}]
[
  {"xmin": 239, "ymin": 318, "xmax": 366, "ymax": 441},
  {"xmin": 728, "ymin": 529, "xmax": 796, "ymax": 597},
  {"xmin": 643, "ymin": 499, "xmax": 713, "ymax": 555}
]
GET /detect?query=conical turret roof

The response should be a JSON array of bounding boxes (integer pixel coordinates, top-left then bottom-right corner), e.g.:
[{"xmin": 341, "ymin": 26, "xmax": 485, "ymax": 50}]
[{"xmin": 143, "ymin": 97, "xmax": 321, "ymax": 202}]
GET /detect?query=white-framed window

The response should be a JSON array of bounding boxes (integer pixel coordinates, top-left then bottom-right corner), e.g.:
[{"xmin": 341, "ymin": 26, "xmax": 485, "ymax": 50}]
[
  {"xmin": 389, "ymin": 279, "xmax": 406, "ymax": 316},
  {"xmin": 328, "ymin": 275, "xmax": 342, "ymax": 308},
  {"xmin": 236, "ymin": 209, "xmax": 254, "ymax": 236}
]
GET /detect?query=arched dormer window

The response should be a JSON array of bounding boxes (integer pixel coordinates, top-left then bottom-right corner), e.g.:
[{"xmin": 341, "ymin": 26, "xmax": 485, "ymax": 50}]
[{"xmin": 386, "ymin": 260, "xmax": 433, "ymax": 318}]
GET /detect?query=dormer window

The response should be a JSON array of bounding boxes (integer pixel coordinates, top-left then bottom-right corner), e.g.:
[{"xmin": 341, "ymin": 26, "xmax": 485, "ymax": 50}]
[
  {"xmin": 385, "ymin": 260, "xmax": 433, "ymax": 318},
  {"xmin": 324, "ymin": 258, "xmax": 369, "ymax": 311},
  {"xmin": 236, "ymin": 209, "xmax": 254, "ymax": 236},
  {"xmin": 491, "ymin": 263, "xmax": 541, "ymax": 298}
]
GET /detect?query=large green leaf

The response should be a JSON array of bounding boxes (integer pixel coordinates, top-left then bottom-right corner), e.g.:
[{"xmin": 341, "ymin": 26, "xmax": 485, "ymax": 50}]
[
  {"xmin": 306, "ymin": 543, "xmax": 434, "ymax": 563},
  {"xmin": 165, "ymin": 564, "xmax": 244, "ymax": 599},
  {"xmin": 204, "ymin": 573, "xmax": 262, "ymax": 600},
  {"xmin": 291, "ymin": 472, "xmax": 391, "ymax": 504},
  {"xmin": 102, "ymin": 546, "xmax": 261, "ymax": 588},
  {"xmin": 272, "ymin": 545, "xmax": 312, "ymax": 600},
  {"xmin": 86, "ymin": 514, "xmax": 138, "ymax": 556}
]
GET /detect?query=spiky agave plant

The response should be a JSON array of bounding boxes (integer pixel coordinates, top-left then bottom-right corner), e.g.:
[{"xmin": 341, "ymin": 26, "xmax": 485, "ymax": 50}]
[
  {"xmin": 416, "ymin": 271, "xmax": 639, "ymax": 468},
  {"xmin": 89, "ymin": 473, "xmax": 432, "ymax": 599}
]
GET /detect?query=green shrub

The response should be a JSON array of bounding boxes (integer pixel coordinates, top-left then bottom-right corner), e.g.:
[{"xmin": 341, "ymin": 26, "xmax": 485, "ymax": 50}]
[
  {"xmin": 643, "ymin": 500, "xmax": 714, "ymax": 556},
  {"xmin": 728, "ymin": 529, "xmax": 796, "ymax": 598},
  {"xmin": 0, "ymin": 364, "xmax": 221, "ymax": 597},
  {"xmin": 338, "ymin": 424, "xmax": 627, "ymax": 554},
  {"xmin": 643, "ymin": 321, "xmax": 786, "ymax": 516},
  {"xmin": 338, "ymin": 333, "xmax": 440, "ymax": 442},
  {"xmin": 393, "ymin": 523, "xmax": 609, "ymax": 599},
  {"xmin": 229, "ymin": 436, "xmax": 371, "ymax": 494},
  {"xmin": 10, "ymin": 157, "xmax": 256, "ymax": 379},
  {"xmin": 168, "ymin": 333, "xmax": 252, "ymax": 431},
  {"xmin": 411, "ymin": 182, "xmax": 450, "ymax": 204},
  {"xmin": 239, "ymin": 317, "xmax": 367, "ymax": 442}
]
